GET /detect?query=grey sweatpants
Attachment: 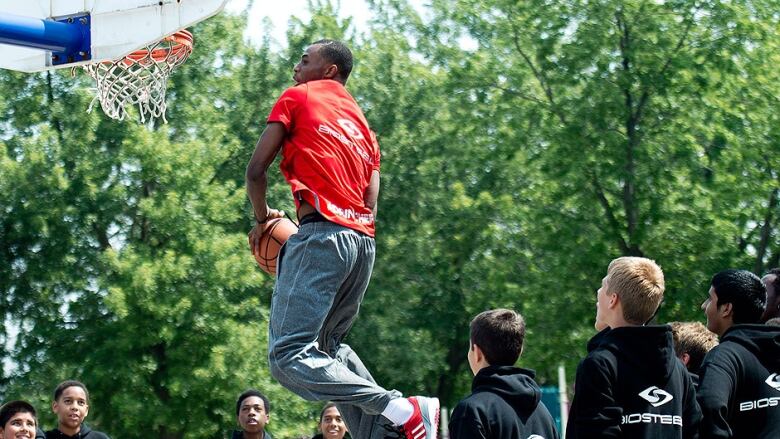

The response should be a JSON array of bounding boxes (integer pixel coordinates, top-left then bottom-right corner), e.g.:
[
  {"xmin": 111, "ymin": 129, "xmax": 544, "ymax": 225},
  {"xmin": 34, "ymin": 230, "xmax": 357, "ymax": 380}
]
[{"xmin": 267, "ymin": 220, "xmax": 401, "ymax": 438}]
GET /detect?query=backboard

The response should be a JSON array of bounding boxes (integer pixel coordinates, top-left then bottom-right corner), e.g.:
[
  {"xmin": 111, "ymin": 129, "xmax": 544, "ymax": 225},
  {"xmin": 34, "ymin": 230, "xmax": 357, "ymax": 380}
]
[{"xmin": 0, "ymin": 0, "xmax": 228, "ymax": 72}]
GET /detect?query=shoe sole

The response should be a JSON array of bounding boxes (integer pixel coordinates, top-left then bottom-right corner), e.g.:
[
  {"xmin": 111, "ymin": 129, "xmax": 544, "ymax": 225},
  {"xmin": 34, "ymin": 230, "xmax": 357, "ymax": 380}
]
[{"xmin": 419, "ymin": 397, "xmax": 440, "ymax": 439}]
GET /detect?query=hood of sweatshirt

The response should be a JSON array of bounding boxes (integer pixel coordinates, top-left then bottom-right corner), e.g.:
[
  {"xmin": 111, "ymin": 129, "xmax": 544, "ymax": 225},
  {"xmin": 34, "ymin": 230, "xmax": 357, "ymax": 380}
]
[
  {"xmin": 471, "ymin": 365, "xmax": 541, "ymax": 410},
  {"xmin": 587, "ymin": 325, "xmax": 677, "ymax": 382},
  {"xmin": 45, "ymin": 424, "xmax": 92, "ymax": 439},
  {"xmin": 721, "ymin": 323, "xmax": 780, "ymax": 370}
]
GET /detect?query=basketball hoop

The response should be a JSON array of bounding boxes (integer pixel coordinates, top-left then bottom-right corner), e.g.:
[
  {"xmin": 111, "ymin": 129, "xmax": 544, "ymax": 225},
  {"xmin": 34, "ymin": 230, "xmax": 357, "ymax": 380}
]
[{"xmin": 81, "ymin": 30, "xmax": 193, "ymax": 123}]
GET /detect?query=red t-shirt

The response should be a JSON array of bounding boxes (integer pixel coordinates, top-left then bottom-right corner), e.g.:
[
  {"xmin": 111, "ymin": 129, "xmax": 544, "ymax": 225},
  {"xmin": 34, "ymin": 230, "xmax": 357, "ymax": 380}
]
[{"xmin": 267, "ymin": 79, "xmax": 381, "ymax": 237}]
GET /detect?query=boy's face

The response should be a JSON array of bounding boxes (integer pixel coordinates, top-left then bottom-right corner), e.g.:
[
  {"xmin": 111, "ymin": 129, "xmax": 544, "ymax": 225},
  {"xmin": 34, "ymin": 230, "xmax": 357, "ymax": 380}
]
[
  {"xmin": 467, "ymin": 342, "xmax": 478, "ymax": 375},
  {"xmin": 319, "ymin": 406, "xmax": 347, "ymax": 439},
  {"xmin": 595, "ymin": 275, "xmax": 613, "ymax": 330},
  {"xmin": 762, "ymin": 274, "xmax": 778, "ymax": 321},
  {"xmin": 0, "ymin": 412, "xmax": 36, "ymax": 439},
  {"xmin": 238, "ymin": 396, "xmax": 269, "ymax": 434},
  {"xmin": 52, "ymin": 386, "xmax": 89, "ymax": 432},
  {"xmin": 702, "ymin": 286, "xmax": 727, "ymax": 335}
]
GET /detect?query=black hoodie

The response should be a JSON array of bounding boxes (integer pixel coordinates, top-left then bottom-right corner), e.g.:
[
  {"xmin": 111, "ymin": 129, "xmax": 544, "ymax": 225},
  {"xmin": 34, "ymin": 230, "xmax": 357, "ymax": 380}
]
[
  {"xmin": 449, "ymin": 365, "xmax": 559, "ymax": 439},
  {"xmin": 230, "ymin": 430, "xmax": 273, "ymax": 439},
  {"xmin": 45, "ymin": 424, "xmax": 110, "ymax": 439},
  {"xmin": 566, "ymin": 326, "xmax": 701, "ymax": 439},
  {"xmin": 697, "ymin": 324, "xmax": 780, "ymax": 438}
]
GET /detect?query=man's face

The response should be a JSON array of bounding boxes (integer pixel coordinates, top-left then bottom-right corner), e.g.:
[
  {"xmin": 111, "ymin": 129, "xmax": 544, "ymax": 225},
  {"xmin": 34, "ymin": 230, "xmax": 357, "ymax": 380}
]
[
  {"xmin": 761, "ymin": 274, "xmax": 779, "ymax": 321},
  {"xmin": 293, "ymin": 44, "xmax": 333, "ymax": 85},
  {"xmin": 702, "ymin": 287, "xmax": 726, "ymax": 335},
  {"xmin": 467, "ymin": 342, "xmax": 478, "ymax": 375},
  {"xmin": 52, "ymin": 386, "xmax": 89, "ymax": 433},
  {"xmin": 0, "ymin": 412, "xmax": 36, "ymax": 439},
  {"xmin": 238, "ymin": 396, "xmax": 269, "ymax": 434},
  {"xmin": 319, "ymin": 406, "xmax": 347, "ymax": 439},
  {"xmin": 595, "ymin": 275, "xmax": 612, "ymax": 331}
]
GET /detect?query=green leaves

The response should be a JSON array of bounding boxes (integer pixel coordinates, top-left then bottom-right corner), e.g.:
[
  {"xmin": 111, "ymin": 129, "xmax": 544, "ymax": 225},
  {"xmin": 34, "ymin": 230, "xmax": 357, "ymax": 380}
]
[{"xmin": 2, "ymin": 1, "xmax": 780, "ymax": 436}]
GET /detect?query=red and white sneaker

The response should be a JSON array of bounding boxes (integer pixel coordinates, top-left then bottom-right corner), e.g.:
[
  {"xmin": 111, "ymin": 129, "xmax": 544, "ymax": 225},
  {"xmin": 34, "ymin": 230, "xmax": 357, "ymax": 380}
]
[{"xmin": 399, "ymin": 396, "xmax": 440, "ymax": 439}]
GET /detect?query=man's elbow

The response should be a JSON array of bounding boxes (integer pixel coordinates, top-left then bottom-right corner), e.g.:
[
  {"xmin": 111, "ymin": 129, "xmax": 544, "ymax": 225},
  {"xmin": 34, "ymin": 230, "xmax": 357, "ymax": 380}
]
[{"xmin": 246, "ymin": 164, "xmax": 266, "ymax": 184}]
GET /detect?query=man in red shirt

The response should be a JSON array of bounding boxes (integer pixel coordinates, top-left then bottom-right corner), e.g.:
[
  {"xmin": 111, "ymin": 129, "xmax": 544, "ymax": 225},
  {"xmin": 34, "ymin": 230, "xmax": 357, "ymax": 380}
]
[{"xmin": 246, "ymin": 39, "xmax": 439, "ymax": 439}]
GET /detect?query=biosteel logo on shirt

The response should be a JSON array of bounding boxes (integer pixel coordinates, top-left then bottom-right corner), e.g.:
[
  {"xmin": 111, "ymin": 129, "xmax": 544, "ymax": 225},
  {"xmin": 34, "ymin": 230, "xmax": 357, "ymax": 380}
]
[
  {"xmin": 621, "ymin": 387, "xmax": 681, "ymax": 426},
  {"xmin": 638, "ymin": 386, "xmax": 674, "ymax": 407},
  {"xmin": 766, "ymin": 373, "xmax": 780, "ymax": 392},
  {"xmin": 738, "ymin": 373, "xmax": 780, "ymax": 411}
]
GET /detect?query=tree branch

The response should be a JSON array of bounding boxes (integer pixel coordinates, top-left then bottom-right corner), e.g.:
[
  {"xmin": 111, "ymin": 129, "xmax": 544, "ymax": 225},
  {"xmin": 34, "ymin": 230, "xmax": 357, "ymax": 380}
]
[
  {"xmin": 590, "ymin": 172, "xmax": 632, "ymax": 255},
  {"xmin": 507, "ymin": 11, "xmax": 568, "ymax": 126},
  {"xmin": 754, "ymin": 187, "xmax": 778, "ymax": 274}
]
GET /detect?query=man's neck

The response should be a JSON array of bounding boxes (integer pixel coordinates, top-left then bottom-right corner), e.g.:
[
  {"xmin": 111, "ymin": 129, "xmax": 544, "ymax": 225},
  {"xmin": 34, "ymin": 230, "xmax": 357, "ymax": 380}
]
[
  {"xmin": 242, "ymin": 431, "xmax": 265, "ymax": 439},
  {"xmin": 58, "ymin": 424, "xmax": 81, "ymax": 437}
]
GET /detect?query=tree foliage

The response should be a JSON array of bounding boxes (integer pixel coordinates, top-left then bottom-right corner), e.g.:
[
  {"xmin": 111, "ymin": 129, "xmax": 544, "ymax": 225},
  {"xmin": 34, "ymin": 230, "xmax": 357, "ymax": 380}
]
[{"xmin": 1, "ymin": 0, "xmax": 779, "ymax": 437}]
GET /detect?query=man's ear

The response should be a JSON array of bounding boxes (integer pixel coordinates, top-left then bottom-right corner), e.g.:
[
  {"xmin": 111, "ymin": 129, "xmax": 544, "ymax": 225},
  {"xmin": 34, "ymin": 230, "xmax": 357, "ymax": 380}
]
[
  {"xmin": 323, "ymin": 64, "xmax": 339, "ymax": 80},
  {"xmin": 472, "ymin": 343, "xmax": 485, "ymax": 364},
  {"xmin": 608, "ymin": 291, "xmax": 620, "ymax": 309},
  {"xmin": 719, "ymin": 302, "xmax": 734, "ymax": 319},
  {"xmin": 679, "ymin": 352, "xmax": 690, "ymax": 367},
  {"xmin": 51, "ymin": 401, "xmax": 58, "ymax": 413}
]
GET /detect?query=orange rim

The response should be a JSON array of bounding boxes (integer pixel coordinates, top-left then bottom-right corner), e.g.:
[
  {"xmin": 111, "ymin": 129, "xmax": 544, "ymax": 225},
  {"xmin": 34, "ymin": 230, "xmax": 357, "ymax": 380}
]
[{"xmin": 119, "ymin": 30, "xmax": 193, "ymax": 65}]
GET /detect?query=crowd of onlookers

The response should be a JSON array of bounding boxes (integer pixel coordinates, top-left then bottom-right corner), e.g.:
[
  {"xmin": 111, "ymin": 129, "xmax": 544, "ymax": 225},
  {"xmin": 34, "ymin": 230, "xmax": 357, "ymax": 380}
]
[
  {"xmin": 446, "ymin": 259, "xmax": 780, "ymax": 439},
  {"xmin": 0, "ymin": 382, "xmax": 347, "ymax": 439},
  {"xmin": 2, "ymin": 259, "xmax": 777, "ymax": 439}
]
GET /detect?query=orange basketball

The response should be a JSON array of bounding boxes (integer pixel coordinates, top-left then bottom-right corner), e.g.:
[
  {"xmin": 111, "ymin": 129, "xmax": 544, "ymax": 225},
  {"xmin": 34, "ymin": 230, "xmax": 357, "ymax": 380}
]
[{"xmin": 254, "ymin": 218, "xmax": 299, "ymax": 275}]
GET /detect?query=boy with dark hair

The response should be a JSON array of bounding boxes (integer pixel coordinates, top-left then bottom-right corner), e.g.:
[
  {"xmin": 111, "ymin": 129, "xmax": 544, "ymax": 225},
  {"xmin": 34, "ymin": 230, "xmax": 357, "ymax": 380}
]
[
  {"xmin": 698, "ymin": 269, "xmax": 780, "ymax": 438},
  {"xmin": 669, "ymin": 321, "xmax": 718, "ymax": 380},
  {"xmin": 449, "ymin": 309, "xmax": 559, "ymax": 438},
  {"xmin": 761, "ymin": 268, "xmax": 780, "ymax": 322},
  {"xmin": 566, "ymin": 257, "xmax": 701, "ymax": 439},
  {"xmin": 231, "ymin": 389, "xmax": 272, "ymax": 439},
  {"xmin": 247, "ymin": 39, "xmax": 438, "ymax": 439},
  {"xmin": 45, "ymin": 380, "xmax": 110, "ymax": 439},
  {"xmin": 0, "ymin": 400, "xmax": 38, "ymax": 439}
]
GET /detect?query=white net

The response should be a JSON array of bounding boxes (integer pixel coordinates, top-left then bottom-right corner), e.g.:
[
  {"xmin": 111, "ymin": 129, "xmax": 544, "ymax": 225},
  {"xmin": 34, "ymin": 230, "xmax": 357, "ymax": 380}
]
[{"xmin": 82, "ymin": 31, "xmax": 193, "ymax": 123}]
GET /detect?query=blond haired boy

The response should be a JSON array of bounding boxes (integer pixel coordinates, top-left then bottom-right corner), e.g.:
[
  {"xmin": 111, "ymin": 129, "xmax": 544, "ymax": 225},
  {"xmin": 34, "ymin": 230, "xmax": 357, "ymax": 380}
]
[{"xmin": 565, "ymin": 257, "xmax": 701, "ymax": 439}]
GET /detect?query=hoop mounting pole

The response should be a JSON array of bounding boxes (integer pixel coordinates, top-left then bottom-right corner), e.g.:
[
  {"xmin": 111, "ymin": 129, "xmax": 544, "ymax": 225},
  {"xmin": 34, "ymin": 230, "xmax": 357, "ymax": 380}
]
[{"xmin": 0, "ymin": 12, "xmax": 91, "ymax": 65}]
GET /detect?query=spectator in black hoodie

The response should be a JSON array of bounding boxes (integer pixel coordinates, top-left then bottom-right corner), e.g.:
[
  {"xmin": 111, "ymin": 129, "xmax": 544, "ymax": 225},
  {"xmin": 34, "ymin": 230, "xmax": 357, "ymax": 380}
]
[
  {"xmin": 230, "ymin": 389, "xmax": 273, "ymax": 439},
  {"xmin": 45, "ymin": 381, "xmax": 110, "ymax": 439},
  {"xmin": 669, "ymin": 321, "xmax": 719, "ymax": 385},
  {"xmin": 698, "ymin": 269, "xmax": 780, "ymax": 438},
  {"xmin": 566, "ymin": 257, "xmax": 701, "ymax": 439},
  {"xmin": 760, "ymin": 268, "xmax": 780, "ymax": 322},
  {"xmin": 449, "ymin": 308, "xmax": 559, "ymax": 439}
]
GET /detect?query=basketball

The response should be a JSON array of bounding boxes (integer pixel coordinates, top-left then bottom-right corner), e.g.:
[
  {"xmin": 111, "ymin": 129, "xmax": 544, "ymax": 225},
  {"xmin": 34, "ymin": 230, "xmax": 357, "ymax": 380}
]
[{"xmin": 253, "ymin": 218, "xmax": 299, "ymax": 275}]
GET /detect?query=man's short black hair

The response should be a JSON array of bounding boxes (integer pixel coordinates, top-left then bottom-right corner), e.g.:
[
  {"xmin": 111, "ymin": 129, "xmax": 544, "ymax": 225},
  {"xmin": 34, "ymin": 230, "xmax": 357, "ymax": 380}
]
[
  {"xmin": 235, "ymin": 389, "xmax": 270, "ymax": 416},
  {"xmin": 54, "ymin": 380, "xmax": 89, "ymax": 403},
  {"xmin": 470, "ymin": 308, "xmax": 526, "ymax": 366},
  {"xmin": 0, "ymin": 400, "xmax": 36, "ymax": 428},
  {"xmin": 711, "ymin": 269, "xmax": 766, "ymax": 324},
  {"xmin": 312, "ymin": 39, "xmax": 353, "ymax": 82}
]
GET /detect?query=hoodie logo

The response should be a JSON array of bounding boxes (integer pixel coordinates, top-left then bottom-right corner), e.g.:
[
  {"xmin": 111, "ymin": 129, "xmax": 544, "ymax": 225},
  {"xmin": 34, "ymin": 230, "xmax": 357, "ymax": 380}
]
[
  {"xmin": 638, "ymin": 386, "xmax": 673, "ymax": 407},
  {"xmin": 767, "ymin": 373, "xmax": 780, "ymax": 392},
  {"xmin": 527, "ymin": 436, "xmax": 545, "ymax": 439}
]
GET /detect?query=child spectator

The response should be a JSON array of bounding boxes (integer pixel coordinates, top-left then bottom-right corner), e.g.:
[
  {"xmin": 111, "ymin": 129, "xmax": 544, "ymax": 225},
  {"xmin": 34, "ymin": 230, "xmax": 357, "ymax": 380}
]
[
  {"xmin": 698, "ymin": 269, "xmax": 780, "ymax": 438},
  {"xmin": 231, "ymin": 389, "xmax": 273, "ymax": 439},
  {"xmin": 45, "ymin": 380, "xmax": 110, "ymax": 439},
  {"xmin": 669, "ymin": 321, "xmax": 718, "ymax": 382},
  {"xmin": 312, "ymin": 403, "xmax": 349, "ymax": 439},
  {"xmin": 0, "ymin": 400, "xmax": 39, "ymax": 439},
  {"xmin": 449, "ymin": 309, "xmax": 558, "ymax": 439},
  {"xmin": 566, "ymin": 257, "xmax": 700, "ymax": 439}
]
